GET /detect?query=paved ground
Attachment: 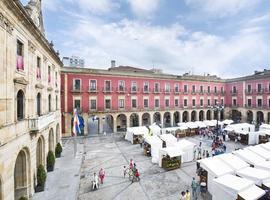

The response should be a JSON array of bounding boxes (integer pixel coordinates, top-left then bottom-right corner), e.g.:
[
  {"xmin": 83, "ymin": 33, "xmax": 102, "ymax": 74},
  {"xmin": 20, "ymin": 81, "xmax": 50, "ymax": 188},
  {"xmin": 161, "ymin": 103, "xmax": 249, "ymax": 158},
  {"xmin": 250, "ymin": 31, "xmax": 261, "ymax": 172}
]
[{"xmin": 33, "ymin": 134, "xmax": 245, "ymax": 200}]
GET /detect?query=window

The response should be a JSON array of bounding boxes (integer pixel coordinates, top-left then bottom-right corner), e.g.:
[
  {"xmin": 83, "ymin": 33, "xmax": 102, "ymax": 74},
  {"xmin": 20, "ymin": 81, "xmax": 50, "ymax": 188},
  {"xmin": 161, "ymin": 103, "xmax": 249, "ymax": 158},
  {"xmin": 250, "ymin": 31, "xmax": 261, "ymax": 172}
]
[
  {"xmin": 48, "ymin": 66, "xmax": 51, "ymax": 83},
  {"xmin": 105, "ymin": 81, "xmax": 111, "ymax": 91},
  {"xmin": 221, "ymin": 87, "xmax": 224, "ymax": 93},
  {"xmin": 184, "ymin": 85, "xmax": 188, "ymax": 93},
  {"xmin": 37, "ymin": 93, "xmax": 41, "ymax": 116},
  {"xmin": 192, "ymin": 99, "xmax": 196, "ymax": 106},
  {"xmin": 200, "ymin": 99, "xmax": 203, "ymax": 106},
  {"xmin": 192, "ymin": 85, "xmax": 195, "ymax": 93},
  {"xmin": 17, "ymin": 90, "xmax": 24, "ymax": 120},
  {"xmin": 207, "ymin": 86, "xmax": 210, "ymax": 93},
  {"xmin": 214, "ymin": 99, "xmax": 217, "ymax": 105},
  {"xmin": 247, "ymin": 99, "xmax": 252, "ymax": 107},
  {"xmin": 200, "ymin": 86, "xmax": 203, "ymax": 93},
  {"xmin": 165, "ymin": 99, "xmax": 170, "ymax": 107},
  {"xmin": 74, "ymin": 79, "xmax": 81, "ymax": 91},
  {"xmin": 131, "ymin": 81, "xmax": 137, "ymax": 92},
  {"xmin": 144, "ymin": 82, "xmax": 149, "ymax": 92},
  {"xmin": 233, "ymin": 99, "xmax": 237, "ymax": 106},
  {"xmin": 174, "ymin": 83, "xmax": 179, "ymax": 92},
  {"xmin": 90, "ymin": 99, "xmax": 96, "ymax": 110},
  {"xmin": 90, "ymin": 80, "xmax": 96, "ymax": 91},
  {"xmin": 154, "ymin": 83, "xmax": 160, "ymax": 92},
  {"xmin": 105, "ymin": 99, "xmax": 111, "ymax": 109},
  {"xmin": 184, "ymin": 99, "xmax": 188, "ymax": 107},
  {"xmin": 247, "ymin": 85, "xmax": 252, "ymax": 93},
  {"xmin": 207, "ymin": 99, "xmax": 210, "ymax": 106},
  {"xmin": 36, "ymin": 57, "xmax": 41, "ymax": 79},
  {"xmin": 144, "ymin": 99, "xmax": 149, "ymax": 108},
  {"xmin": 118, "ymin": 80, "xmax": 125, "ymax": 91},
  {"xmin": 257, "ymin": 84, "xmax": 262, "ymax": 92},
  {"xmin": 257, "ymin": 99, "xmax": 262, "ymax": 107},
  {"xmin": 118, "ymin": 99, "xmax": 124, "ymax": 109},
  {"xmin": 165, "ymin": 83, "xmax": 170, "ymax": 93},
  {"xmin": 48, "ymin": 95, "xmax": 52, "ymax": 112},
  {"xmin": 132, "ymin": 99, "xmax": 137, "ymax": 108},
  {"xmin": 155, "ymin": 99, "xmax": 159, "ymax": 108},
  {"xmin": 175, "ymin": 99, "xmax": 179, "ymax": 107},
  {"xmin": 55, "ymin": 72, "xmax": 57, "ymax": 87},
  {"xmin": 16, "ymin": 40, "xmax": 24, "ymax": 70},
  {"xmin": 232, "ymin": 86, "xmax": 237, "ymax": 93},
  {"xmin": 214, "ymin": 86, "xmax": 217, "ymax": 93}
]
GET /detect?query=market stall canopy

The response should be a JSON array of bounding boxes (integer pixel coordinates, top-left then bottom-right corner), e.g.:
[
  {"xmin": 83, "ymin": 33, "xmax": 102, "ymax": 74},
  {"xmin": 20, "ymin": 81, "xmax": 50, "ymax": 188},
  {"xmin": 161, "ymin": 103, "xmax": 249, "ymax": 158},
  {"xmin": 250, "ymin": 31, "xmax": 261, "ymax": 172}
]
[
  {"xmin": 233, "ymin": 149, "xmax": 265, "ymax": 166},
  {"xmin": 216, "ymin": 153, "xmax": 249, "ymax": 171},
  {"xmin": 149, "ymin": 124, "xmax": 161, "ymax": 135},
  {"xmin": 212, "ymin": 174, "xmax": 264, "ymax": 200},
  {"xmin": 203, "ymin": 120, "xmax": 216, "ymax": 127},
  {"xmin": 144, "ymin": 135, "xmax": 162, "ymax": 147},
  {"xmin": 255, "ymin": 161, "xmax": 270, "ymax": 171},
  {"xmin": 238, "ymin": 185, "xmax": 266, "ymax": 200},
  {"xmin": 260, "ymin": 123, "xmax": 270, "ymax": 131},
  {"xmin": 224, "ymin": 123, "xmax": 255, "ymax": 132},
  {"xmin": 162, "ymin": 127, "xmax": 181, "ymax": 134},
  {"xmin": 222, "ymin": 119, "xmax": 234, "ymax": 125},
  {"xmin": 125, "ymin": 126, "xmax": 149, "ymax": 143},
  {"xmin": 224, "ymin": 126, "xmax": 234, "ymax": 132},
  {"xmin": 174, "ymin": 139, "xmax": 196, "ymax": 162},
  {"xmin": 195, "ymin": 121, "xmax": 207, "ymax": 128},
  {"xmin": 199, "ymin": 157, "xmax": 234, "ymax": 177},
  {"xmin": 159, "ymin": 147, "xmax": 184, "ymax": 158},
  {"xmin": 236, "ymin": 167, "xmax": 270, "ymax": 187},
  {"xmin": 246, "ymin": 146, "xmax": 270, "ymax": 160},
  {"xmin": 159, "ymin": 134, "xmax": 177, "ymax": 146},
  {"xmin": 260, "ymin": 142, "xmax": 270, "ymax": 151},
  {"xmin": 185, "ymin": 122, "xmax": 199, "ymax": 129},
  {"xmin": 211, "ymin": 120, "xmax": 222, "ymax": 125}
]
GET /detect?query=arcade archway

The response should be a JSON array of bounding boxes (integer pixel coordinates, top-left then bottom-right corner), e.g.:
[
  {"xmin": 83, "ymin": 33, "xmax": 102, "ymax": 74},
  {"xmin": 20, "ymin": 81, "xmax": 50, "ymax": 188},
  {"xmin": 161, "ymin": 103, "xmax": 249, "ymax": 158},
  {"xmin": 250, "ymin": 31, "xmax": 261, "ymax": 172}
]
[
  {"xmin": 191, "ymin": 111, "xmax": 197, "ymax": 121},
  {"xmin": 206, "ymin": 110, "xmax": 211, "ymax": 120},
  {"xmin": 153, "ymin": 112, "xmax": 161, "ymax": 124},
  {"xmin": 182, "ymin": 111, "xmax": 189, "ymax": 122},
  {"xmin": 163, "ymin": 112, "xmax": 171, "ymax": 127},
  {"xmin": 199, "ymin": 110, "xmax": 204, "ymax": 121},
  {"xmin": 173, "ymin": 111, "xmax": 180, "ymax": 126},
  {"xmin": 130, "ymin": 113, "xmax": 139, "ymax": 127},
  {"xmin": 116, "ymin": 114, "xmax": 127, "ymax": 132},
  {"xmin": 247, "ymin": 110, "xmax": 253, "ymax": 124},
  {"xmin": 257, "ymin": 111, "xmax": 264, "ymax": 125},
  {"xmin": 142, "ymin": 113, "xmax": 151, "ymax": 126}
]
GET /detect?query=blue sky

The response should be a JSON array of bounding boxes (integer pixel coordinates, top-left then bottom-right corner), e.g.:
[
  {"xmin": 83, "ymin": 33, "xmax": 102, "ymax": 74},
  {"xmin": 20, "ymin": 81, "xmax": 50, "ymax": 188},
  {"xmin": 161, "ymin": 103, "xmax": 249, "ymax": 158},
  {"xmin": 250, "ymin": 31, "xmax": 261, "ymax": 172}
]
[{"xmin": 22, "ymin": 0, "xmax": 270, "ymax": 77}]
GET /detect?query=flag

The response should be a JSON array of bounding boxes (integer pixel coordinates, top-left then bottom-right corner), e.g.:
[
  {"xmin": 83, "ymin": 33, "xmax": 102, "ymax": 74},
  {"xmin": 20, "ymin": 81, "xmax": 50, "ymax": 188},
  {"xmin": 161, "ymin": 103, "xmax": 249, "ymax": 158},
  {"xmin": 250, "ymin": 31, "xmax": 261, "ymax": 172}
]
[{"xmin": 73, "ymin": 109, "xmax": 81, "ymax": 136}]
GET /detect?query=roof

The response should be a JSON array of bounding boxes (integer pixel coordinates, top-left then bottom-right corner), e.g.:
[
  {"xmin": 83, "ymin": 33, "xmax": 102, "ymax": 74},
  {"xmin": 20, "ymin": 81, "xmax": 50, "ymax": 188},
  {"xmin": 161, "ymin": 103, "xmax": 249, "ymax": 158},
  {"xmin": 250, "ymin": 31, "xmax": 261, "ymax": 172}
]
[
  {"xmin": 217, "ymin": 153, "xmax": 249, "ymax": 171},
  {"xmin": 233, "ymin": 149, "xmax": 265, "ymax": 165}
]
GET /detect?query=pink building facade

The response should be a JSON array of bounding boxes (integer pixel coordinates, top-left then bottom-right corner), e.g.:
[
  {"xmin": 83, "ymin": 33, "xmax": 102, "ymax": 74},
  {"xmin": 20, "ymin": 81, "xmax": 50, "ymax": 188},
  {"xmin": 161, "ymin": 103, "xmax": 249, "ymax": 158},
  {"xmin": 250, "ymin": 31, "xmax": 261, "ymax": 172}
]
[{"xmin": 61, "ymin": 66, "xmax": 270, "ymax": 136}]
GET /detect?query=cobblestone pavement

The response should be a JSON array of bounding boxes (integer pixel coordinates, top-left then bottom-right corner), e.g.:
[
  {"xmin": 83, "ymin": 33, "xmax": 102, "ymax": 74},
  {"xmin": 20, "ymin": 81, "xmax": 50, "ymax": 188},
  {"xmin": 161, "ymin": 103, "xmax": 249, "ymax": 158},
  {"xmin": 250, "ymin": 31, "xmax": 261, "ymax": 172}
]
[{"xmin": 77, "ymin": 134, "xmax": 245, "ymax": 200}]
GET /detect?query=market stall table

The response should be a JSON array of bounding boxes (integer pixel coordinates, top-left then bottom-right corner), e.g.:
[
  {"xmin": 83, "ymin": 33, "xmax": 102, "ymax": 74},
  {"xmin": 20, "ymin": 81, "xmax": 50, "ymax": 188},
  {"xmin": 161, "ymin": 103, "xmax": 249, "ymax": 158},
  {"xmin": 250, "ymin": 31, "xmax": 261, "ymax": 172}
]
[
  {"xmin": 158, "ymin": 147, "xmax": 183, "ymax": 170},
  {"xmin": 125, "ymin": 126, "xmax": 149, "ymax": 144}
]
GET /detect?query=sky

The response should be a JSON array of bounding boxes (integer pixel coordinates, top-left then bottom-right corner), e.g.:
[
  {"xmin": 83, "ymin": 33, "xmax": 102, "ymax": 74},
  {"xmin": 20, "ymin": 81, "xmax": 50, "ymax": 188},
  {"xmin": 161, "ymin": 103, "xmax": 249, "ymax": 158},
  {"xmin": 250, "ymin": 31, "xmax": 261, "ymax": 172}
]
[{"xmin": 21, "ymin": 0, "xmax": 270, "ymax": 78}]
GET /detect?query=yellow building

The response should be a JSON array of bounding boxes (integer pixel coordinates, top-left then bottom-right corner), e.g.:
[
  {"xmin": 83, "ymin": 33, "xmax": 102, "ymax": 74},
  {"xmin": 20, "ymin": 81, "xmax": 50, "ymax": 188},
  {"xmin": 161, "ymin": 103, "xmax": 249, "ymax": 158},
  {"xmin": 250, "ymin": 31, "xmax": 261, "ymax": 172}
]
[{"xmin": 0, "ymin": 0, "xmax": 62, "ymax": 199}]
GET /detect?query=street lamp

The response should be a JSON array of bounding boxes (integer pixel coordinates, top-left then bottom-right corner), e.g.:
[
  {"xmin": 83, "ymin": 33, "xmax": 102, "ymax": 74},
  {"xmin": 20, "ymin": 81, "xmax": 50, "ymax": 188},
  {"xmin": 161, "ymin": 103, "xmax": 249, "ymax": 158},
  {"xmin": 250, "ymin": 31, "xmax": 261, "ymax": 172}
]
[{"xmin": 212, "ymin": 101, "xmax": 224, "ymax": 135}]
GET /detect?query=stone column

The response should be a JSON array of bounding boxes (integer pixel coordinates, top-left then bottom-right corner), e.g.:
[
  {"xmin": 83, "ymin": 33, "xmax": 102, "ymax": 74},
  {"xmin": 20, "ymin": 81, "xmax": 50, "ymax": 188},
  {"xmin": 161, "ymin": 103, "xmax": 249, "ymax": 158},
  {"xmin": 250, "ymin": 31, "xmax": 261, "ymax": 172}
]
[
  {"xmin": 99, "ymin": 116, "xmax": 104, "ymax": 134},
  {"xmin": 82, "ymin": 114, "xmax": 88, "ymax": 136},
  {"xmin": 126, "ymin": 114, "xmax": 130, "ymax": 129},
  {"xmin": 113, "ymin": 118, "xmax": 117, "ymax": 133}
]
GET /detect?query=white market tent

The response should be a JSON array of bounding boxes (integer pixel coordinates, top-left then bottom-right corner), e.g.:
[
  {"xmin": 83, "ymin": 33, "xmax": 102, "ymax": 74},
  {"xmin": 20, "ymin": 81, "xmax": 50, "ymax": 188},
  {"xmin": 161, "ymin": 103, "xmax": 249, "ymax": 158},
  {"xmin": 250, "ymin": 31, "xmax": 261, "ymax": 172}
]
[
  {"xmin": 162, "ymin": 127, "xmax": 181, "ymax": 135},
  {"xmin": 234, "ymin": 130, "xmax": 259, "ymax": 145},
  {"xmin": 159, "ymin": 134, "xmax": 177, "ymax": 146},
  {"xmin": 216, "ymin": 153, "xmax": 249, "ymax": 172},
  {"xmin": 236, "ymin": 167, "xmax": 270, "ymax": 187},
  {"xmin": 144, "ymin": 135, "xmax": 163, "ymax": 163},
  {"xmin": 158, "ymin": 147, "xmax": 184, "ymax": 167},
  {"xmin": 233, "ymin": 149, "xmax": 265, "ymax": 166},
  {"xmin": 174, "ymin": 139, "xmax": 196, "ymax": 162},
  {"xmin": 125, "ymin": 126, "xmax": 149, "ymax": 144},
  {"xmin": 195, "ymin": 121, "xmax": 207, "ymax": 128},
  {"xmin": 222, "ymin": 119, "xmax": 234, "ymax": 125},
  {"xmin": 224, "ymin": 123, "xmax": 255, "ymax": 133},
  {"xmin": 260, "ymin": 142, "xmax": 270, "ymax": 151},
  {"xmin": 199, "ymin": 157, "xmax": 234, "ymax": 195},
  {"xmin": 203, "ymin": 120, "xmax": 216, "ymax": 127},
  {"xmin": 255, "ymin": 161, "xmax": 270, "ymax": 171},
  {"xmin": 246, "ymin": 145, "xmax": 270, "ymax": 160},
  {"xmin": 260, "ymin": 123, "xmax": 270, "ymax": 131},
  {"xmin": 212, "ymin": 174, "xmax": 265, "ymax": 200},
  {"xmin": 149, "ymin": 124, "xmax": 162, "ymax": 136},
  {"xmin": 185, "ymin": 122, "xmax": 199, "ymax": 129},
  {"xmin": 211, "ymin": 120, "xmax": 222, "ymax": 125}
]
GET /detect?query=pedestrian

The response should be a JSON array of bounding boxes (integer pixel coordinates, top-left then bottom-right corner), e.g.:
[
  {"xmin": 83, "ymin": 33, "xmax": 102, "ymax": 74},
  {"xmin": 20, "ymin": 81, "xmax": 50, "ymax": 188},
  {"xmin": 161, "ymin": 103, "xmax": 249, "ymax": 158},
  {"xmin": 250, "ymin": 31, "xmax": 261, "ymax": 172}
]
[
  {"xmin": 212, "ymin": 148, "xmax": 215, "ymax": 157},
  {"xmin": 92, "ymin": 172, "xmax": 99, "ymax": 190},
  {"xmin": 202, "ymin": 149, "xmax": 205, "ymax": 158},
  {"xmin": 180, "ymin": 191, "xmax": 186, "ymax": 200},
  {"xmin": 123, "ymin": 166, "xmax": 128, "ymax": 178},
  {"xmin": 193, "ymin": 148, "xmax": 197, "ymax": 160},
  {"xmin": 191, "ymin": 177, "xmax": 198, "ymax": 200},
  {"xmin": 185, "ymin": 190, "xmax": 191, "ymax": 200},
  {"xmin": 197, "ymin": 142, "xmax": 202, "ymax": 159},
  {"xmin": 206, "ymin": 150, "xmax": 210, "ymax": 158},
  {"xmin": 129, "ymin": 159, "xmax": 134, "ymax": 169},
  {"xmin": 99, "ymin": 168, "xmax": 105, "ymax": 184}
]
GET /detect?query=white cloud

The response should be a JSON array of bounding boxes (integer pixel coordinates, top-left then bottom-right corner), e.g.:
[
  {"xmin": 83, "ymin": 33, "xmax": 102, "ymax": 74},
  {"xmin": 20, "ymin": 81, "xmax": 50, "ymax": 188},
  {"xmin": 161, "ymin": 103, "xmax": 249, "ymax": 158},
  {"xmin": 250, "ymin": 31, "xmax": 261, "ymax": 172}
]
[
  {"xmin": 76, "ymin": 0, "xmax": 120, "ymax": 14},
  {"xmin": 185, "ymin": 0, "xmax": 261, "ymax": 17},
  {"xmin": 127, "ymin": 0, "xmax": 160, "ymax": 18},
  {"xmin": 59, "ymin": 16, "xmax": 270, "ymax": 77}
]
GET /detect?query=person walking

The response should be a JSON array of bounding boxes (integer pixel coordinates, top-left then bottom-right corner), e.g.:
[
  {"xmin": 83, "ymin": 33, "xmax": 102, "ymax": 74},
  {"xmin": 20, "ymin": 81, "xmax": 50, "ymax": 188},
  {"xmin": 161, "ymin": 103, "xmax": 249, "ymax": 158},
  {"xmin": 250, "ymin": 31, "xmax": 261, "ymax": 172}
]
[
  {"xmin": 185, "ymin": 190, "xmax": 191, "ymax": 200},
  {"xmin": 92, "ymin": 172, "xmax": 99, "ymax": 190},
  {"xmin": 191, "ymin": 177, "xmax": 198, "ymax": 200},
  {"xmin": 99, "ymin": 168, "xmax": 105, "ymax": 184},
  {"xmin": 129, "ymin": 159, "xmax": 134, "ymax": 169},
  {"xmin": 197, "ymin": 142, "xmax": 202, "ymax": 159},
  {"xmin": 123, "ymin": 166, "xmax": 128, "ymax": 178},
  {"xmin": 180, "ymin": 191, "xmax": 186, "ymax": 200}
]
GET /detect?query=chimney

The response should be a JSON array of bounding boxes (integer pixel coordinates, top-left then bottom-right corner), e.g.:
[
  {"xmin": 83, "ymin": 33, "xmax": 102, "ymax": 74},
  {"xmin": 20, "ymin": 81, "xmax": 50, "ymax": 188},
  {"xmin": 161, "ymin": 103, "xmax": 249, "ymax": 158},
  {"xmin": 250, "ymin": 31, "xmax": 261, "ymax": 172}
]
[{"xmin": 111, "ymin": 60, "xmax": 116, "ymax": 68}]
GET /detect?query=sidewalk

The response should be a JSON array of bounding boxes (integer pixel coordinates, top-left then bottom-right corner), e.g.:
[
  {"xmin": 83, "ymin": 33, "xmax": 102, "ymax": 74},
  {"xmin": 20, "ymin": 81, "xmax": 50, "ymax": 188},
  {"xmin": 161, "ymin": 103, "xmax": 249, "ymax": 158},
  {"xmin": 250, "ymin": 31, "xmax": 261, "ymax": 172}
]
[{"xmin": 33, "ymin": 138, "xmax": 84, "ymax": 200}]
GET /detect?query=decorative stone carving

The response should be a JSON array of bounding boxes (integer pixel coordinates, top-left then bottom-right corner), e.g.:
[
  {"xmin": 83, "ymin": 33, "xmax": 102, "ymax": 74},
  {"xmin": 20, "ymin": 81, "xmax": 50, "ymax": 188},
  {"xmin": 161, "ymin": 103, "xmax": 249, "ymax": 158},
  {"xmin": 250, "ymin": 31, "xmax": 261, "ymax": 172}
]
[
  {"xmin": 35, "ymin": 83, "xmax": 44, "ymax": 89},
  {"xmin": 13, "ymin": 77, "xmax": 28, "ymax": 85},
  {"xmin": 47, "ymin": 86, "xmax": 53, "ymax": 91},
  {"xmin": 0, "ymin": 12, "xmax": 14, "ymax": 34},
  {"xmin": 28, "ymin": 40, "xmax": 36, "ymax": 53}
]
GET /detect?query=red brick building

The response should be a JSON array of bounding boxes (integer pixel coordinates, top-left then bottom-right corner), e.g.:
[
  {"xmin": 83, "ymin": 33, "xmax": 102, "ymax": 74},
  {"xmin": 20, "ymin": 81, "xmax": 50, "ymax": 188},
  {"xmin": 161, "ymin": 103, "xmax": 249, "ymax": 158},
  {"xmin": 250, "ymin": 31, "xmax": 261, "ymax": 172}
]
[{"xmin": 61, "ymin": 64, "xmax": 270, "ymax": 136}]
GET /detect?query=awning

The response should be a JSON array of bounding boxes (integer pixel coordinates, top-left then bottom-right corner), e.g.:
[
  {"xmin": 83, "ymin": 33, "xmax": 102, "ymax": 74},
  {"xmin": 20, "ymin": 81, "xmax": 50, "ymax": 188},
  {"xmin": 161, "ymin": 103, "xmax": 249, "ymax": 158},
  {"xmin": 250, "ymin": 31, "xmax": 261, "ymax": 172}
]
[{"xmin": 238, "ymin": 185, "xmax": 265, "ymax": 200}]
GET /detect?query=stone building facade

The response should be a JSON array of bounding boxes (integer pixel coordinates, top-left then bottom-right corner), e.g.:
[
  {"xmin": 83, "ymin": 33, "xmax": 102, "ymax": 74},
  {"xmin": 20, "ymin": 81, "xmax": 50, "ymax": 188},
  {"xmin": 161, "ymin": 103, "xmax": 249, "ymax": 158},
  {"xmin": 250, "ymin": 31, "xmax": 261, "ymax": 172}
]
[
  {"xmin": 61, "ymin": 65, "xmax": 270, "ymax": 137},
  {"xmin": 0, "ymin": 0, "xmax": 62, "ymax": 199}
]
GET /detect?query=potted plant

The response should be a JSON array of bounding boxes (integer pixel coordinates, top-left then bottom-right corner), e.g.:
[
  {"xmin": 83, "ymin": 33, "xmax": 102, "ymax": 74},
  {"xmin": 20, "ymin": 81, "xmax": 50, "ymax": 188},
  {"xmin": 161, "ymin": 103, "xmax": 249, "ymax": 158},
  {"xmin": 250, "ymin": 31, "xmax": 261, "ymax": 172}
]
[
  {"xmin": 35, "ymin": 164, "xmax": 47, "ymax": 192},
  {"xmin": 46, "ymin": 150, "xmax": 55, "ymax": 172},
  {"xmin": 55, "ymin": 143, "xmax": 62, "ymax": 158}
]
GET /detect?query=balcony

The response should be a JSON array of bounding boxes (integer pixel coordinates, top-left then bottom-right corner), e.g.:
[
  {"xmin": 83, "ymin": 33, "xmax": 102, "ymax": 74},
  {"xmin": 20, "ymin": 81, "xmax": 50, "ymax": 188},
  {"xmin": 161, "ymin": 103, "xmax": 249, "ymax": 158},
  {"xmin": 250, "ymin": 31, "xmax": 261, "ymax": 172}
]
[
  {"xmin": 230, "ymin": 91, "xmax": 238, "ymax": 96},
  {"xmin": 88, "ymin": 86, "xmax": 98, "ymax": 93},
  {"xmin": 245, "ymin": 89, "xmax": 253, "ymax": 95},
  {"xmin": 174, "ymin": 89, "xmax": 180, "ymax": 94},
  {"xmin": 71, "ymin": 87, "xmax": 82, "ymax": 93},
  {"xmin": 103, "ymin": 87, "xmax": 113, "ymax": 93},
  {"xmin": 164, "ymin": 89, "xmax": 171, "ymax": 94},
  {"xmin": 117, "ymin": 87, "xmax": 126, "ymax": 93},
  {"xmin": 29, "ymin": 112, "xmax": 55, "ymax": 133},
  {"xmin": 154, "ymin": 89, "xmax": 160, "ymax": 94},
  {"xmin": 143, "ymin": 87, "xmax": 150, "ymax": 94},
  {"xmin": 130, "ymin": 87, "xmax": 138, "ymax": 93}
]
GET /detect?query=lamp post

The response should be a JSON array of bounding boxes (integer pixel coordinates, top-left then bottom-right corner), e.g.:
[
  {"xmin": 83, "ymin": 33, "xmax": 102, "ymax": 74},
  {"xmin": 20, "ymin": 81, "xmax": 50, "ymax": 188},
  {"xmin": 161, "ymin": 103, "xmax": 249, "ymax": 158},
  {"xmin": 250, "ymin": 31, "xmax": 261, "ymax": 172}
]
[{"xmin": 212, "ymin": 101, "xmax": 224, "ymax": 136}]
